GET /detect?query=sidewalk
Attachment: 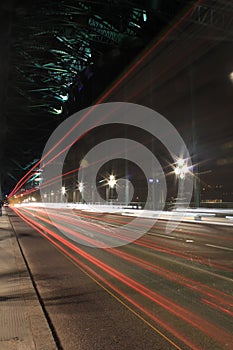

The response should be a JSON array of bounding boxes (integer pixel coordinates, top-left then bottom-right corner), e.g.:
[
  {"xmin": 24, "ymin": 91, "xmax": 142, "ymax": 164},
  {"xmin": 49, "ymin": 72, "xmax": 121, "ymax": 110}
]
[{"xmin": 0, "ymin": 208, "xmax": 57, "ymax": 350}]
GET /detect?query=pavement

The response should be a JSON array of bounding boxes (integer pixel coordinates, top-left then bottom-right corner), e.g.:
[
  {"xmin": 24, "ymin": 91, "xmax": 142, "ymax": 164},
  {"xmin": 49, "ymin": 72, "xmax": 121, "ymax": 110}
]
[{"xmin": 0, "ymin": 208, "xmax": 57, "ymax": 350}]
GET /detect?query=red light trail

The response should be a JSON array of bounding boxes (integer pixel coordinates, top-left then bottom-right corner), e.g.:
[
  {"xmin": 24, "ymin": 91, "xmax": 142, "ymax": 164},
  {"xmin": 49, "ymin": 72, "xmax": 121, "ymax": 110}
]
[
  {"xmin": 20, "ymin": 206, "xmax": 233, "ymax": 273},
  {"xmin": 12, "ymin": 205, "xmax": 233, "ymax": 350}
]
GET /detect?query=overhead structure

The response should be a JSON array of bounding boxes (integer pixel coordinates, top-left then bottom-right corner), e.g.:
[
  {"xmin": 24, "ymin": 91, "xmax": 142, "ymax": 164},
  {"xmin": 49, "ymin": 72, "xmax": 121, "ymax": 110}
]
[{"xmin": 1, "ymin": 0, "xmax": 190, "ymax": 193}]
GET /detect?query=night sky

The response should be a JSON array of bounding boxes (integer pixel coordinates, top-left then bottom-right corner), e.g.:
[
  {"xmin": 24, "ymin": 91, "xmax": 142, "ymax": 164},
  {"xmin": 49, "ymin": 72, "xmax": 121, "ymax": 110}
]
[
  {"xmin": 1, "ymin": 0, "xmax": 177, "ymax": 194},
  {"xmin": 103, "ymin": 13, "xmax": 233, "ymax": 199}
]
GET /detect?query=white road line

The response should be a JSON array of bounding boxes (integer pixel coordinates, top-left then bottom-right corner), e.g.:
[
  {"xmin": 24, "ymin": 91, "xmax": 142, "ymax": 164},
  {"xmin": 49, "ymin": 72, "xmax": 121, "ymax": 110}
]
[
  {"xmin": 148, "ymin": 233, "xmax": 175, "ymax": 239},
  {"xmin": 205, "ymin": 244, "xmax": 233, "ymax": 252},
  {"xmin": 158, "ymin": 234, "xmax": 175, "ymax": 240}
]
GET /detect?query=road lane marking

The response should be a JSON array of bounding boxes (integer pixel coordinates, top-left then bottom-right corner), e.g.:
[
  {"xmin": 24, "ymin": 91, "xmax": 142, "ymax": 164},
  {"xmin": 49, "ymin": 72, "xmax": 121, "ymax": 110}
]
[
  {"xmin": 148, "ymin": 233, "xmax": 175, "ymax": 239},
  {"xmin": 205, "ymin": 244, "xmax": 233, "ymax": 252}
]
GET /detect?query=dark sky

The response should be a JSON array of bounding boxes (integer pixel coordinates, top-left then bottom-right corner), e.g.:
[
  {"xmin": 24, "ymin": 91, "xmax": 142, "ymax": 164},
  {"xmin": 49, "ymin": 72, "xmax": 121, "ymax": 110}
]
[
  {"xmin": 103, "ymin": 13, "xmax": 233, "ymax": 193},
  {"xmin": 0, "ymin": 0, "xmax": 170, "ymax": 194}
]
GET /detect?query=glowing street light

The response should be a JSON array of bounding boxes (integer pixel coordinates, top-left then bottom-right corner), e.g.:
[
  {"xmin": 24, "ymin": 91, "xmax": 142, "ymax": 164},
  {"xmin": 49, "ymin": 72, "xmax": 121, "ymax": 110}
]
[
  {"xmin": 106, "ymin": 175, "xmax": 117, "ymax": 204},
  {"xmin": 61, "ymin": 186, "xmax": 66, "ymax": 202},
  {"xmin": 174, "ymin": 158, "xmax": 190, "ymax": 207},
  {"xmin": 78, "ymin": 182, "xmax": 84, "ymax": 193},
  {"xmin": 108, "ymin": 175, "xmax": 116, "ymax": 188},
  {"xmin": 175, "ymin": 158, "xmax": 189, "ymax": 180},
  {"xmin": 78, "ymin": 182, "xmax": 84, "ymax": 203}
]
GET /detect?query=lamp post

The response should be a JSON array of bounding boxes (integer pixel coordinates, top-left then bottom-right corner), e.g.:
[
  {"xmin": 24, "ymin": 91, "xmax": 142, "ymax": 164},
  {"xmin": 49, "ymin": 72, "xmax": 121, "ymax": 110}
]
[
  {"xmin": 78, "ymin": 182, "xmax": 84, "ymax": 203},
  {"xmin": 175, "ymin": 159, "xmax": 189, "ymax": 179},
  {"xmin": 175, "ymin": 158, "xmax": 189, "ymax": 207},
  {"xmin": 107, "ymin": 175, "xmax": 116, "ymax": 204},
  {"xmin": 50, "ymin": 190, "xmax": 54, "ymax": 203},
  {"xmin": 61, "ymin": 186, "xmax": 66, "ymax": 202},
  {"xmin": 148, "ymin": 178, "xmax": 162, "ymax": 210},
  {"xmin": 148, "ymin": 178, "xmax": 154, "ymax": 210}
]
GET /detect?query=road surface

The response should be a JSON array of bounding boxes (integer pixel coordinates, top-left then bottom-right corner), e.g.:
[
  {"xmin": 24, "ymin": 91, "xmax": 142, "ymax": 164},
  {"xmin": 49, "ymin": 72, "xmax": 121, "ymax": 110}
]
[{"xmin": 8, "ymin": 207, "xmax": 233, "ymax": 350}]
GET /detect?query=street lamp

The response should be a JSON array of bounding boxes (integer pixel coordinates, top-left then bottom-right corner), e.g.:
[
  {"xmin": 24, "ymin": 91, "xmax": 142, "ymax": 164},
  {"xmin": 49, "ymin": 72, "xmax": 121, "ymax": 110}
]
[
  {"xmin": 148, "ymin": 177, "xmax": 162, "ymax": 210},
  {"xmin": 148, "ymin": 178, "xmax": 154, "ymax": 210},
  {"xmin": 175, "ymin": 158, "xmax": 189, "ymax": 206},
  {"xmin": 50, "ymin": 190, "xmax": 54, "ymax": 203},
  {"xmin": 175, "ymin": 158, "xmax": 189, "ymax": 180},
  {"xmin": 78, "ymin": 182, "xmax": 84, "ymax": 193},
  {"xmin": 107, "ymin": 175, "xmax": 117, "ymax": 204},
  {"xmin": 108, "ymin": 175, "xmax": 116, "ymax": 189},
  {"xmin": 78, "ymin": 182, "xmax": 84, "ymax": 203},
  {"xmin": 61, "ymin": 186, "xmax": 66, "ymax": 202}
]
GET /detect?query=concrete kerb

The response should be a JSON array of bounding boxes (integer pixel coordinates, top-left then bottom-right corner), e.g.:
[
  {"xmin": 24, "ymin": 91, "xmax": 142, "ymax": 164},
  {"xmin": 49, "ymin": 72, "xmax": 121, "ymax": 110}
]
[{"xmin": 0, "ymin": 208, "xmax": 57, "ymax": 350}]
